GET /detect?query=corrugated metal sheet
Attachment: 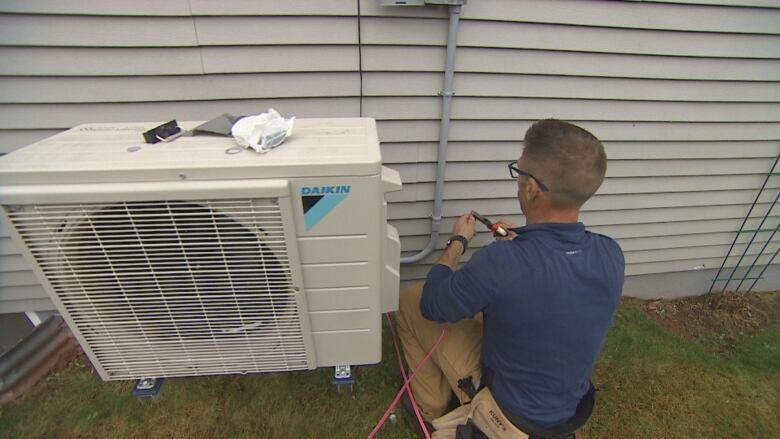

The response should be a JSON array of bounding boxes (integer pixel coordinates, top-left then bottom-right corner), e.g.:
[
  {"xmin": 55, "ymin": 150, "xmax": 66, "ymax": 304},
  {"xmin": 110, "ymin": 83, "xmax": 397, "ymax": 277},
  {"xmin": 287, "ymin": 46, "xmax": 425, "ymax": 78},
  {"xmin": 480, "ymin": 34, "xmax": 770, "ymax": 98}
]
[{"xmin": 0, "ymin": 0, "xmax": 778, "ymax": 312}]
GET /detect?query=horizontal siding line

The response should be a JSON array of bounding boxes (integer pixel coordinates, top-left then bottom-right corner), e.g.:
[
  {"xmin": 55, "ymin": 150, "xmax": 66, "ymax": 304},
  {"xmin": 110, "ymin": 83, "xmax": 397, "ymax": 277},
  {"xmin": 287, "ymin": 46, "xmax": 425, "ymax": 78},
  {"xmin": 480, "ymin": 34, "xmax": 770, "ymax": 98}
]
[
  {"xmin": 5, "ymin": 231, "xmax": 775, "ymax": 264},
  {"xmin": 362, "ymin": 45, "xmax": 780, "ymax": 61},
  {"xmin": 396, "ymin": 244, "xmax": 780, "ymax": 268},
  {"xmin": 9, "ymin": 112, "xmax": 780, "ymax": 131},
  {"xmin": 379, "ymin": 139, "xmax": 778, "ymax": 144},
  {"xmin": 0, "ymin": 46, "xmax": 359, "ymax": 76},
  {"xmin": 6, "ymin": 1, "xmax": 780, "ymax": 24},
  {"xmin": 397, "ymin": 228, "xmax": 780, "ymax": 243},
  {"xmin": 0, "ymin": 97, "xmax": 362, "ymax": 129},
  {"xmin": 0, "ymin": 0, "xmax": 358, "ymax": 16},
  {"xmin": 379, "ymin": 145, "xmax": 780, "ymax": 162},
  {"xmin": 385, "ymin": 160, "xmax": 780, "ymax": 167},
  {"xmin": 403, "ymin": 233, "xmax": 780, "ymax": 249},
  {"xmin": 5, "ymin": 69, "xmax": 780, "ymax": 83},
  {"xmin": 450, "ymin": 19, "xmax": 780, "ymax": 38},
  {"xmin": 0, "ymin": 72, "xmax": 362, "ymax": 78},
  {"xmin": 376, "ymin": 118, "xmax": 780, "ymax": 130},
  {"xmin": 391, "ymin": 157, "xmax": 779, "ymax": 163},
  {"xmin": 0, "ymin": 73, "xmax": 362, "ymax": 104},
  {"xmin": 378, "ymin": 139, "xmax": 779, "ymax": 146},
  {"xmin": 0, "ymin": 44, "xmax": 202, "ymax": 49},
  {"xmin": 3, "ymin": 75, "xmax": 777, "ymax": 84},
  {"xmin": 400, "ymin": 259, "xmax": 780, "ymax": 281},
  {"xmin": 637, "ymin": 1, "xmax": 780, "ymax": 9},
  {"xmin": 364, "ymin": 71, "xmax": 780, "ymax": 84},
  {"xmin": 0, "ymin": 75, "xmax": 780, "ymax": 86},
  {"xmin": 384, "ymin": 177, "xmax": 780, "ymax": 197},
  {"xmin": 16, "ymin": 16, "xmax": 772, "ymax": 37},
  {"xmin": 4, "ymin": 96, "xmax": 778, "ymax": 105},
  {"xmin": 389, "ymin": 169, "xmax": 780, "ymax": 181},
  {"xmin": 5, "ymin": 121, "xmax": 778, "ymax": 141},
  {"xmin": 360, "ymin": 97, "xmax": 780, "ymax": 123},
  {"xmin": 386, "ymin": 187, "xmax": 780, "ymax": 201},
  {"xmin": 363, "ymin": 15, "xmax": 780, "ymax": 35},
  {"xmin": 1, "ymin": 49, "xmax": 778, "ymax": 79},
  {"xmin": 363, "ymin": 47, "xmax": 780, "ymax": 81},
  {"xmin": 405, "ymin": 70, "xmax": 780, "ymax": 82},
  {"xmin": 361, "ymin": 46, "xmax": 780, "ymax": 62},
  {"xmin": 388, "ymin": 207, "xmax": 779, "ymax": 226},
  {"xmin": 3, "ymin": 43, "xmax": 762, "ymax": 58},
  {"xmin": 0, "ymin": 13, "xmax": 363, "ymax": 18},
  {"xmin": 0, "ymin": 299, "xmax": 56, "ymax": 313},
  {"xmin": 387, "ymin": 202, "xmax": 778, "ymax": 222},
  {"xmin": 0, "ymin": 96, "xmax": 362, "ymax": 105},
  {"xmin": 363, "ymin": 18, "xmax": 780, "ymax": 58},
  {"xmin": 378, "ymin": 118, "xmax": 780, "ymax": 123},
  {"xmin": 367, "ymin": 96, "xmax": 780, "ymax": 105},
  {"xmin": 388, "ymin": 203, "xmax": 779, "ymax": 217},
  {"xmin": 3, "ymin": 43, "xmax": 778, "ymax": 61},
  {"xmin": 0, "ymin": 285, "xmax": 48, "ymax": 301},
  {"xmin": 400, "ymin": 236, "xmax": 778, "ymax": 254},
  {"xmin": 0, "ymin": 43, "xmax": 360, "ymax": 49},
  {"xmin": 438, "ymin": 74, "xmax": 780, "ymax": 84},
  {"xmin": 389, "ymin": 196, "xmax": 780, "ymax": 208},
  {"xmin": 0, "ymin": 12, "xmax": 194, "ymax": 18}
]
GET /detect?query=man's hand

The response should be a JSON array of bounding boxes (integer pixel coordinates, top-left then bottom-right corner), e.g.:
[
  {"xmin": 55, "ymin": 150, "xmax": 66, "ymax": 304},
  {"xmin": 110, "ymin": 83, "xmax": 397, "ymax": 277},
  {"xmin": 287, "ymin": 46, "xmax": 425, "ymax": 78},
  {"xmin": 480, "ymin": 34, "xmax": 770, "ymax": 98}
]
[
  {"xmin": 495, "ymin": 219, "xmax": 519, "ymax": 241},
  {"xmin": 452, "ymin": 213, "xmax": 476, "ymax": 241},
  {"xmin": 434, "ymin": 213, "xmax": 476, "ymax": 271}
]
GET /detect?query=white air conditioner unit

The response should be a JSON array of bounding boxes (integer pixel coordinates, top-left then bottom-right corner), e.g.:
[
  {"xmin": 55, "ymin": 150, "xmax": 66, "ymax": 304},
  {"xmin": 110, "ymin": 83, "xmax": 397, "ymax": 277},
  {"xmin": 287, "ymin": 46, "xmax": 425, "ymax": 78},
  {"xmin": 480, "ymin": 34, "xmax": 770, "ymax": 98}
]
[{"xmin": 0, "ymin": 118, "xmax": 402, "ymax": 381}]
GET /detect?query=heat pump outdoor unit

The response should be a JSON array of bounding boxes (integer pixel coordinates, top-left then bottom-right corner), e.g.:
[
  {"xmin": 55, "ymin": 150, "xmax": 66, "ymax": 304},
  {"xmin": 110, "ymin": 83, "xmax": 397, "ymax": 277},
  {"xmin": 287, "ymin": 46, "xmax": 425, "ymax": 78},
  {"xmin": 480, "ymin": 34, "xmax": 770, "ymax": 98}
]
[{"xmin": 0, "ymin": 118, "xmax": 401, "ymax": 381}]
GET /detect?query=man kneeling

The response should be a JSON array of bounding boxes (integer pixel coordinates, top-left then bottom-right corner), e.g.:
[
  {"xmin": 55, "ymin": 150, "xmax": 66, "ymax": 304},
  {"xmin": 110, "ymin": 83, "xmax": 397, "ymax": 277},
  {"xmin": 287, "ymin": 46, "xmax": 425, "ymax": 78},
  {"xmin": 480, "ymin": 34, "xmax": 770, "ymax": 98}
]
[{"xmin": 396, "ymin": 119, "xmax": 625, "ymax": 439}]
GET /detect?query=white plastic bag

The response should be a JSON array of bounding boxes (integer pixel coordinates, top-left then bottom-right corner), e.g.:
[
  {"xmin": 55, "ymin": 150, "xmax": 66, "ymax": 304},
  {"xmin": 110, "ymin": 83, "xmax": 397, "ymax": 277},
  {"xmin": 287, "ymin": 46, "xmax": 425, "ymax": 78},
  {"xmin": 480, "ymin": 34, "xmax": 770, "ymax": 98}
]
[{"xmin": 231, "ymin": 109, "xmax": 294, "ymax": 153}]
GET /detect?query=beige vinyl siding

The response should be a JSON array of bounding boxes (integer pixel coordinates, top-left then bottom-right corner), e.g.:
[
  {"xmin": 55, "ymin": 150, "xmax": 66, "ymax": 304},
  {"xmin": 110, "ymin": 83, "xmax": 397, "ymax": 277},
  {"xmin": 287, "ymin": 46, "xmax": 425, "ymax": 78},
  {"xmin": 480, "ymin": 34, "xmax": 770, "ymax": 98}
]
[
  {"xmin": 0, "ymin": 0, "xmax": 778, "ymax": 311},
  {"xmin": 0, "ymin": 1, "xmax": 362, "ymax": 312},
  {"xmin": 362, "ymin": 1, "xmax": 780, "ymax": 286}
]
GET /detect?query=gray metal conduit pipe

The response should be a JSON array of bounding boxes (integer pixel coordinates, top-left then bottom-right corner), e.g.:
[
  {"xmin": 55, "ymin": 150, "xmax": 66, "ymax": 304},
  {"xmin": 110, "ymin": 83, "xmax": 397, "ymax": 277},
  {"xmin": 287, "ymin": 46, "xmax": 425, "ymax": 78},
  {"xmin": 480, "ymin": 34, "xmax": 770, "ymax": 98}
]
[{"xmin": 401, "ymin": 4, "xmax": 462, "ymax": 264}]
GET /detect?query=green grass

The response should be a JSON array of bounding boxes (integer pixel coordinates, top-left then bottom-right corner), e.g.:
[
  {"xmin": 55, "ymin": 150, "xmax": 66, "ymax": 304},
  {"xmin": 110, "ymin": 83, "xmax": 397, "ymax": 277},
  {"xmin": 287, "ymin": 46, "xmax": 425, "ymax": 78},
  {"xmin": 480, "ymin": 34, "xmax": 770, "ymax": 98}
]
[
  {"xmin": 587, "ymin": 304, "xmax": 779, "ymax": 438},
  {"xmin": 1, "ymin": 301, "xmax": 778, "ymax": 439}
]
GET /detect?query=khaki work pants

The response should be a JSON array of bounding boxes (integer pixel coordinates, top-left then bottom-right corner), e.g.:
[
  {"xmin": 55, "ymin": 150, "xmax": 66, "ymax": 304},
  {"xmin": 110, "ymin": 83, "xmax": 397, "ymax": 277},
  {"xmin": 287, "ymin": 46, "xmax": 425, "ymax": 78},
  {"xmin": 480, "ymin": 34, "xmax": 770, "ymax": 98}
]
[{"xmin": 396, "ymin": 283, "xmax": 483, "ymax": 421}]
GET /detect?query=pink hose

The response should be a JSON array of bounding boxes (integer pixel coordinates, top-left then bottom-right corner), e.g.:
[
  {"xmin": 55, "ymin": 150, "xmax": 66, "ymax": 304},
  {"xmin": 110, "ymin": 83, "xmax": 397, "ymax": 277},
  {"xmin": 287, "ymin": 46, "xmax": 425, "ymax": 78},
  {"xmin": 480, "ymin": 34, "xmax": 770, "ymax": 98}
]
[
  {"xmin": 367, "ymin": 314, "xmax": 448, "ymax": 439},
  {"xmin": 386, "ymin": 313, "xmax": 430, "ymax": 438}
]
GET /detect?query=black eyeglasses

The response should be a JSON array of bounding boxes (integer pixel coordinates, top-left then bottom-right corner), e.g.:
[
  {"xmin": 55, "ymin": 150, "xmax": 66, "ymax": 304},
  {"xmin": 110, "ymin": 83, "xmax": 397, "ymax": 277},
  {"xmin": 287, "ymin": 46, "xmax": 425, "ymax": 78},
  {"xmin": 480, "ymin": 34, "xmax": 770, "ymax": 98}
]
[{"xmin": 508, "ymin": 162, "xmax": 549, "ymax": 192}]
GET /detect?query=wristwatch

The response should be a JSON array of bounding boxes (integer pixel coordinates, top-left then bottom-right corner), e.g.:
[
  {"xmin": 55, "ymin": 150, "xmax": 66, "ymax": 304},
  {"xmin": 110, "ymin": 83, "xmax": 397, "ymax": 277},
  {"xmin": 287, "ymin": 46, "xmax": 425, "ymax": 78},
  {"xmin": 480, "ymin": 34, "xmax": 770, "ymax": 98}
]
[{"xmin": 446, "ymin": 235, "xmax": 468, "ymax": 255}]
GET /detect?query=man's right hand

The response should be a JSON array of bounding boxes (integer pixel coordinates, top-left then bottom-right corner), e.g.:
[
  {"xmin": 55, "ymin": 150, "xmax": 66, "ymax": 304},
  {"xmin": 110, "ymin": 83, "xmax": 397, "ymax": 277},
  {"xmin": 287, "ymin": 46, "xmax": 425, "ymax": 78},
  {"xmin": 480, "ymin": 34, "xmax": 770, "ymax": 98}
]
[{"xmin": 495, "ymin": 219, "xmax": 519, "ymax": 241}]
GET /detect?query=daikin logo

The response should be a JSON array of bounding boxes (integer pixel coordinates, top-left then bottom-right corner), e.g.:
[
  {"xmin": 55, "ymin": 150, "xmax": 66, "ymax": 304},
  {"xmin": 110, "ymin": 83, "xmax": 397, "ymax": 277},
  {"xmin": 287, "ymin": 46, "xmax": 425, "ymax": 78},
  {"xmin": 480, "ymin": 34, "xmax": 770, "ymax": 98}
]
[
  {"xmin": 301, "ymin": 185, "xmax": 351, "ymax": 195},
  {"xmin": 301, "ymin": 185, "xmax": 351, "ymax": 231}
]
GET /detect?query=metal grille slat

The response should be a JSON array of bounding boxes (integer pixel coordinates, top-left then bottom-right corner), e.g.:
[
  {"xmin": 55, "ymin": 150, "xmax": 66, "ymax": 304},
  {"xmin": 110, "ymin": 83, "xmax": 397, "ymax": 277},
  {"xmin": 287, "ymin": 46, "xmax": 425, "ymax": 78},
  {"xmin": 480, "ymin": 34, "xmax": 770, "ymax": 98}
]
[{"xmin": 7, "ymin": 199, "xmax": 308, "ymax": 379}]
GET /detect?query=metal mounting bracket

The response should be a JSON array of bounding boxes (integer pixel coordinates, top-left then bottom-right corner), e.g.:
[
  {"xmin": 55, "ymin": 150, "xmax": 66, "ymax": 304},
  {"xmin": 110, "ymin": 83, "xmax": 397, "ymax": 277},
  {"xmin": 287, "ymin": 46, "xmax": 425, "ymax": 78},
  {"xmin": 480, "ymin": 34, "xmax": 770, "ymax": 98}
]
[
  {"xmin": 132, "ymin": 377, "xmax": 165, "ymax": 399},
  {"xmin": 332, "ymin": 365, "xmax": 356, "ymax": 391}
]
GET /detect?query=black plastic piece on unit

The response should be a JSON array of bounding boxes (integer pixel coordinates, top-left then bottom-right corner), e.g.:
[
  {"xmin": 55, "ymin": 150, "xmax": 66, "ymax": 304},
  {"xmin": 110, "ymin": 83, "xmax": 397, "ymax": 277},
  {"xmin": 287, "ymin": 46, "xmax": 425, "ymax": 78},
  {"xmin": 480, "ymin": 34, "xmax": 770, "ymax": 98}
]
[{"xmin": 142, "ymin": 120, "xmax": 181, "ymax": 144}]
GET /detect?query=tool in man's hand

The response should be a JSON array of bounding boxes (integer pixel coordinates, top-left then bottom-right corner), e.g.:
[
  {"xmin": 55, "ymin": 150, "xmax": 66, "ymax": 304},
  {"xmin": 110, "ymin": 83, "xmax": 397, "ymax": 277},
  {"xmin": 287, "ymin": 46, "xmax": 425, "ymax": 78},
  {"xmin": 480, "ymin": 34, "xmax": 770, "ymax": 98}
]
[{"xmin": 470, "ymin": 210, "xmax": 509, "ymax": 237}]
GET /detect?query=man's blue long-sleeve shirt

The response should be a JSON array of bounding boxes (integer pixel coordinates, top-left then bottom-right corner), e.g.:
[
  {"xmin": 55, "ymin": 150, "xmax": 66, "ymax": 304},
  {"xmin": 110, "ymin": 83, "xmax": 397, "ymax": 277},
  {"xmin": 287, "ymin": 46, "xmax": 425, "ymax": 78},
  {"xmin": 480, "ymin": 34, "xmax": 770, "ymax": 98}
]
[{"xmin": 421, "ymin": 222, "xmax": 624, "ymax": 428}]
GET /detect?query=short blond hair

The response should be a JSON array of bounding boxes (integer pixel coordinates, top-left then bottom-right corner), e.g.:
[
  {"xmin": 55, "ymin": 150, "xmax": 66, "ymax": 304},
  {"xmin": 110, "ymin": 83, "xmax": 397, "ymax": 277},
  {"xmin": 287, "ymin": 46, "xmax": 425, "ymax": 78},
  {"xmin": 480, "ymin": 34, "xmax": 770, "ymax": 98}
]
[{"xmin": 522, "ymin": 119, "xmax": 606, "ymax": 209}]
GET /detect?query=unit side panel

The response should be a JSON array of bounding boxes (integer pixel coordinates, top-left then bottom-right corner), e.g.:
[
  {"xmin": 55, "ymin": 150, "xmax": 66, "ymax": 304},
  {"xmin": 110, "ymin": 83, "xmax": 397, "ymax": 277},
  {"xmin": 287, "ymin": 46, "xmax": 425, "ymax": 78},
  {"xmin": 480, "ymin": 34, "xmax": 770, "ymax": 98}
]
[{"xmin": 290, "ymin": 175, "xmax": 384, "ymax": 366}]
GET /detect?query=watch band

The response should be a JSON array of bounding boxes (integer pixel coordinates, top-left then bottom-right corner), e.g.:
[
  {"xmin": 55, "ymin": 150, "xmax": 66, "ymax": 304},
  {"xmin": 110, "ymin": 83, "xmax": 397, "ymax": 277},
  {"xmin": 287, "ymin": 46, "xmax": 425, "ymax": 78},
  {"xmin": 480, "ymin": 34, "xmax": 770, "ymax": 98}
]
[{"xmin": 446, "ymin": 235, "xmax": 468, "ymax": 255}]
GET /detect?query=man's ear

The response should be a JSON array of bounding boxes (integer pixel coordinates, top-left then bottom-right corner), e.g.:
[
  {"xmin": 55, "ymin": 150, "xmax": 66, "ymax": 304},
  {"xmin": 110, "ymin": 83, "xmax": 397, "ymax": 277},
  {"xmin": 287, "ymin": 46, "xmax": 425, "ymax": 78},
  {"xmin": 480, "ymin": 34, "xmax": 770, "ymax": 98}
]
[{"xmin": 525, "ymin": 177, "xmax": 541, "ymax": 201}]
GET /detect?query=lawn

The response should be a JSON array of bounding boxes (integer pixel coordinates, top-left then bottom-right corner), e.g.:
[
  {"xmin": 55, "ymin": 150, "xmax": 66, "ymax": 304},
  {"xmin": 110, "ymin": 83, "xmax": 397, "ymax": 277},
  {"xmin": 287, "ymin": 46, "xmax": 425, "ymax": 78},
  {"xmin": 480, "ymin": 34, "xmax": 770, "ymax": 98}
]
[{"xmin": 1, "ymin": 292, "xmax": 778, "ymax": 439}]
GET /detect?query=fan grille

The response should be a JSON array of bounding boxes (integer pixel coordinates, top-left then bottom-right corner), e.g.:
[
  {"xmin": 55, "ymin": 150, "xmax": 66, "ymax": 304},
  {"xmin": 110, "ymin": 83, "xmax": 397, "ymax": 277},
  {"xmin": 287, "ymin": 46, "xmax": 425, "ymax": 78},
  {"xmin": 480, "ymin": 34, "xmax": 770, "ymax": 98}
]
[{"xmin": 7, "ymin": 199, "xmax": 309, "ymax": 379}]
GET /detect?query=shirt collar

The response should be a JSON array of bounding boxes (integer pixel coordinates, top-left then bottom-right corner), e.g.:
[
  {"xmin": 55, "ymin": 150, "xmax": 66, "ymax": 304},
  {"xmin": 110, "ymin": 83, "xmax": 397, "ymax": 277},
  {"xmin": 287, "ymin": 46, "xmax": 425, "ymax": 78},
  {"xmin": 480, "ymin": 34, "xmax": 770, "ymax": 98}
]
[
  {"xmin": 509, "ymin": 222, "xmax": 585, "ymax": 234},
  {"xmin": 509, "ymin": 222, "xmax": 587, "ymax": 244}
]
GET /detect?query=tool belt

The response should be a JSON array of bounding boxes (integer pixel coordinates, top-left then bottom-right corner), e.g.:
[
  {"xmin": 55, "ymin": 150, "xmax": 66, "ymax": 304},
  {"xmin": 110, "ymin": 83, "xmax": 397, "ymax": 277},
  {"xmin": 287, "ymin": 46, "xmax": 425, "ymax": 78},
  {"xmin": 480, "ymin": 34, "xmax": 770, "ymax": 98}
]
[
  {"xmin": 433, "ymin": 368, "xmax": 594, "ymax": 439},
  {"xmin": 432, "ymin": 386, "xmax": 529, "ymax": 439}
]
